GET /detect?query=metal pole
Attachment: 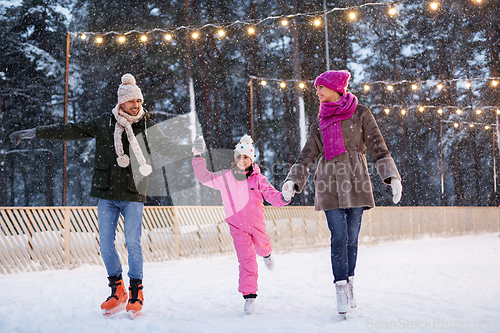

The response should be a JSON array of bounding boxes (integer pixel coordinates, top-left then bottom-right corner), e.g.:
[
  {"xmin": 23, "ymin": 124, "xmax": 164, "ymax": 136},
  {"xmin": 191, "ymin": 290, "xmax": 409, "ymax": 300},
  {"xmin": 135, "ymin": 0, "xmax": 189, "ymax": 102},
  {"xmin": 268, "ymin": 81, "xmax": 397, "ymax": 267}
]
[
  {"xmin": 440, "ymin": 119, "xmax": 444, "ymax": 204},
  {"xmin": 323, "ymin": 0, "xmax": 330, "ymax": 71},
  {"xmin": 249, "ymin": 78, "xmax": 254, "ymax": 138},
  {"xmin": 63, "ymin": 32, "xmax": 70, "ymax": 206}
]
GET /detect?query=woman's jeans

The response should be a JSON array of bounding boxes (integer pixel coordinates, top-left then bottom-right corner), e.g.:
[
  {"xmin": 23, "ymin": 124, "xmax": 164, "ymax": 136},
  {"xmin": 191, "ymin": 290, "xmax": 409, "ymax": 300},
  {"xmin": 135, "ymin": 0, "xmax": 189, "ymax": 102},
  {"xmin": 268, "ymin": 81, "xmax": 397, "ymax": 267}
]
[
  {"xmin": 324, "ymin": 207, "xmax": 364, "ymax": 283},
  {"xmin": 98, "ymin": 199, "xmax": 144, "ymax": 280}
]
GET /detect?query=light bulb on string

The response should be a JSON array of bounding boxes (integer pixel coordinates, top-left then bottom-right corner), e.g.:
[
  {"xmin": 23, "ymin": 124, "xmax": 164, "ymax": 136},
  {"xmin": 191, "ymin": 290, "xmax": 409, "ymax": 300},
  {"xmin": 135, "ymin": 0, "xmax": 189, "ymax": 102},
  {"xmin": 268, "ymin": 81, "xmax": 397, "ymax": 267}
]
[
  {"xmin": 419, "ymin": 106, "xmax": 425, "ymax": 112},
  {"xmin": 80, "ymin": 34, "xmax": 87, "ymax": 40},
  {"xmin": 456, "ymin": 109, "xmax": 462, "ymax": 115},
  {"xmin": 248, "ymin": 27, "xmax": 256, "ymax": 35},
  {"xmin": 485, "ymin": 125, "xmax": 490, "ymax": 130},
  {"xmin": 437, "ymin": 83, "xmax": 443, "ymax": 90},
  {"xmin": 261, "ymin": 80, "xmax": 267, "ymax": 86},
  {"xmin": 95, "ymin": 37, "xmax": 103, "ymax": 44},
  {"xmin": 454, "ymin": 123, "xmax": 459, "ymax": 128},
  {"xmin": 313, "ymin": 18, "xmax": 321, "ymax": 26},
  {"xmin": 466, "ymin": 81, "xmax": 472, "ymax": 89},
  {"xmin": 140, "ymin": 35, "xmax": 148, "ymax": 42},
  {"xmin": 280, "ymin": 82, "xmax": 287, "ymax": 89},
  {"xmin": 492, "ymin": 80, "xmax": 498, "ymax": 87},
  {"xmin": 217, "ymin": 29, "xmax": 225, "ymax": 38},
  {"xmin": 469, "ymin": 124, "xmax": 474, "ymax": 128},
  {"xmin": 192, "ymin": 32, "xmax": 199, "ymax": 39},
  {"xmin": 476, "ymin": 109, "xmax": 482, "ymax": 115},
  {"xmin": 384, "ymin": 108, "xmax": 390, "ymax": 114},
  {"xmin": 401, "ymin": 109, "xmax": 406, "ymax": 115},
  {"xmin": 437, "ymin": 108, "xmax": 443, "ymax": 114},
  {"xmin": 281, "ymin": 19, "xmax": 289, "ymax": 26},
  {"xmin": 164, "ymin": 34, "xmax": 172, "ymax": 41},
  {"xmin": 118, "ymin": 36, "xmax": 126, "ymax": 43},
  {"xmin": 387, "ymin": 85, "xmax": 394, "ymax": 91},
  {"xmin": 388, "ymin": 6, "xmax": 397, "ymax": 16},
  {"xmin": 348, "ymin": 12, "xmax": 357, "ymax": 20},
  {"xmin": 299, "ymin": 82, "xmax": 306, "ymax": 89},
  {"xmin": 497, "ymin": 109, "xmax": 500, "ymax": 115},
  {"xmin": 411, "ymin": 84, "xmax": 418, "ymax": 90},
  {"xmin": 363, "ymin": 84, "xmax": 370, "ymax": 91},
  {"xmin": 430, "ymin": 2, "xmax": 439, "ymax": 11}
]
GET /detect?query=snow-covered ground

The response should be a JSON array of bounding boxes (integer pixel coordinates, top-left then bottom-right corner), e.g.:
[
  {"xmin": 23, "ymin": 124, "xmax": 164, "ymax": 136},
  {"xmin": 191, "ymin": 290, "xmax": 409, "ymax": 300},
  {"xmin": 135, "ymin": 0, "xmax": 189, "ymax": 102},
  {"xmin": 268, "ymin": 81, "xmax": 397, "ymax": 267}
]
[{"xmin": 1, "ymin": 234, "xmax": 499, "ymax": 333}]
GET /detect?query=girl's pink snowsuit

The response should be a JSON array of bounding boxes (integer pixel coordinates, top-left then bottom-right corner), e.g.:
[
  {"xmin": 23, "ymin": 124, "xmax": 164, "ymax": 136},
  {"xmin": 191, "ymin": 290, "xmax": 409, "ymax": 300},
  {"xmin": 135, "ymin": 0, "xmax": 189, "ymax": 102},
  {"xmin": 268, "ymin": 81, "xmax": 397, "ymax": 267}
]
[{"xmin": 192, "ymin": 157, "xmax": 290, "ymax": 295}]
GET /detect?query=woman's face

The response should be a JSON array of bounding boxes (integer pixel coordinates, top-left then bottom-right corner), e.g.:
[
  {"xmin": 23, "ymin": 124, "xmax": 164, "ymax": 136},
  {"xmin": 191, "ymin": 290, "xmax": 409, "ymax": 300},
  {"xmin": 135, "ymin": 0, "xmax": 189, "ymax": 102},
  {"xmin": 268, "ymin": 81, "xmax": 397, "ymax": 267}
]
[
  {"xmin": 316, "ymin": 85, "xmax": 341, "ymax": 103},
  {"xmin": 235, "ymin": 154, "xmax": 252, "ymax": 170}
]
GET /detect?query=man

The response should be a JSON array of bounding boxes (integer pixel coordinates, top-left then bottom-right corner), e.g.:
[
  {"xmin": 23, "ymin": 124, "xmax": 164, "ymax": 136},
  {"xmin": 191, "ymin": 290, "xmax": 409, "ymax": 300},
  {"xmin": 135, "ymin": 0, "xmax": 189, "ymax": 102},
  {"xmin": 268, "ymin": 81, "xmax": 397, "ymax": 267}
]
[{"xmin": 10, "ymin": 73, "xmax": 206, "ymax": 318}]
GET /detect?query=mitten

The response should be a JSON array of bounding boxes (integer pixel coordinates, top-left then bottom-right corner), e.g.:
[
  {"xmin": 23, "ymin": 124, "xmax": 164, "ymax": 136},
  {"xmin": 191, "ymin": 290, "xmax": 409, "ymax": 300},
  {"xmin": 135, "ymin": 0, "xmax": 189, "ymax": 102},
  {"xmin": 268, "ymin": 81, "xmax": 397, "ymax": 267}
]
[
  {"xmin": 9, "ymin": 128, "xmax": 37, "ymax": 145},
  {"xmin": 391, "ymin": 178, "xmax": 402, "ymax": 204}
]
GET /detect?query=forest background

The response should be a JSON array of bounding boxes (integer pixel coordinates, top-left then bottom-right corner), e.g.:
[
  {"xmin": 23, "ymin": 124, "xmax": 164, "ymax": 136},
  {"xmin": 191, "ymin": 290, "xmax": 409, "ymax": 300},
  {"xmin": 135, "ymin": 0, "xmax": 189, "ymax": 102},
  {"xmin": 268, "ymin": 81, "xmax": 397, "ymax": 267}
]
[{"xmin": 1, "ymin": 0, "xmax": 499, "ymax": 208}]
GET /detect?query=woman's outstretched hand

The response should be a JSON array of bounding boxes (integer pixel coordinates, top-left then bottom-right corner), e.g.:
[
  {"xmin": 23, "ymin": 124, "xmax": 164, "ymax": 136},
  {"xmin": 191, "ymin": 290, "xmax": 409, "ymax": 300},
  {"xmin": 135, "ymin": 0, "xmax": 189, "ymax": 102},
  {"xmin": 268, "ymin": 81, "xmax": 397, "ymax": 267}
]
[
  {"xmin": 391, "ymin": 178, "xmax": 402, "ymax": 204},
  {"xmin": 282, "ymin": 180, "xmax": 295, "ymax": 201}
]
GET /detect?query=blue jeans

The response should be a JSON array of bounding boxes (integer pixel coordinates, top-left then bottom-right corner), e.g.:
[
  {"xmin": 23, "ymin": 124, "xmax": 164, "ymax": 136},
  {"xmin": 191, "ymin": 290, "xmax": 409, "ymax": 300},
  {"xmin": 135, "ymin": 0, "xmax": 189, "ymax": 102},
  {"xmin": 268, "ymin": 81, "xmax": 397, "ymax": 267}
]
[
  {"xmin": 98, "ymin": 199, "xmax": 144, "ymax": 280},
  {"xmin": 324, "ymin": 207, "xmax": 364, "ymax": 283}
]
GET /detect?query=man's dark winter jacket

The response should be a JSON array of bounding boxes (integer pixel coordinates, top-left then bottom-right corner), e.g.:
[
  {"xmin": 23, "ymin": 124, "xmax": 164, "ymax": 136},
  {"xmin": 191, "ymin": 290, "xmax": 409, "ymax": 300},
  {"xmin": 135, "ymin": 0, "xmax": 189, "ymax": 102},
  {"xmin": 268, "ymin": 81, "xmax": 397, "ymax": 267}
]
[{"xmin": 36, "ymin": 112, "xmax": 192, "ymax": 203}]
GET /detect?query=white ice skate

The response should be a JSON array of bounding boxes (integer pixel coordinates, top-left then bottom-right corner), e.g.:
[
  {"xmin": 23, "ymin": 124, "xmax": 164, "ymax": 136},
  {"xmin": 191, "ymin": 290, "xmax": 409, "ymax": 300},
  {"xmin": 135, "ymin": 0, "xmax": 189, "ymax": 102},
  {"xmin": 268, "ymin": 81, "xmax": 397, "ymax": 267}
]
[
  {"xmin": 263, "ymin": 254, "xmax": 274, "ymax": 271},
  {"xmin": 244, "ymin": 298, "xmax": 255, "ymax": 313},
  {"xmin": 335, "ymin": 280, "xmax": 350, "ymax": 315},
  {"xmin": 348, "ymin": 276, "xmax": 356, "ymax": 308}
]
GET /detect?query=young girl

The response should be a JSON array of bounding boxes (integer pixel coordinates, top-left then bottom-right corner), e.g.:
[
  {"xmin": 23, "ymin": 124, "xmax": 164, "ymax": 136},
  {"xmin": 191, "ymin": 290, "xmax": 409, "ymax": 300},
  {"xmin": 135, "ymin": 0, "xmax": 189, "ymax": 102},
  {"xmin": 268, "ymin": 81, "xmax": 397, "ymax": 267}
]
[{"xmin": 192, "ymin": 134, "xmax": 291, "ymax": 313}]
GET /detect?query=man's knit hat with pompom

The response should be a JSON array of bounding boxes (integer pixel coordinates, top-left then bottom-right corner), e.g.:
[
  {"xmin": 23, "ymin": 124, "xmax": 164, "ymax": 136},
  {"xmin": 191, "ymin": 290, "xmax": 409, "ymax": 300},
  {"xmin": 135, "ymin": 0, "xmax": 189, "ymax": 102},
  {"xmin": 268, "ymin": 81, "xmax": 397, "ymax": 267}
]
[{"xmin": 117, "ymin": 73, "xmax": 143, "ymax": 105}]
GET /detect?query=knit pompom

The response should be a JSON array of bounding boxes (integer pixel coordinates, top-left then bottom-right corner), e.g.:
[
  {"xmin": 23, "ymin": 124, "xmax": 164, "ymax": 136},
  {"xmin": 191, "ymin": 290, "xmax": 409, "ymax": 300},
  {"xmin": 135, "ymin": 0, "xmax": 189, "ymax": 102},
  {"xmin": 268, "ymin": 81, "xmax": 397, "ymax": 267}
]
[
  {"xmin": 121, "ymin": 73, "xmax": 136, "ymax": 85},
  {"xmin": 239, "ymin": 134, "xmax": 253, "ymax": 145},
  {"xmin": 139, "ymin": 164, "xmax": 152, "ymax": 176},
  {"xmin": 117, "ymin": 155, "xmax": 130, "ymax": 168}
]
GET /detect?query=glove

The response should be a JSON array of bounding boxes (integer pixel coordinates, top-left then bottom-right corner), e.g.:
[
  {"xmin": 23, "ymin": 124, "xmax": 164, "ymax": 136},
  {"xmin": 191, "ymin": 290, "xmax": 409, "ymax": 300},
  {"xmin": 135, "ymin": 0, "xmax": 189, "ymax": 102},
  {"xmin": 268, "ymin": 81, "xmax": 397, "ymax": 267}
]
[
  {"xmin": 391, "ymin": 178, "xmax": 402, "ymax": 204},
  {"xmin": 9, "ymin": 128, "xmax": 37, "ymax": 145},
  {"xmin": 192, "ymin": 134, "xmax": 206, "ymax": 155},
  {"xmin": 282, "ymin": 180, "xmax": 295, "ymax": 201}
]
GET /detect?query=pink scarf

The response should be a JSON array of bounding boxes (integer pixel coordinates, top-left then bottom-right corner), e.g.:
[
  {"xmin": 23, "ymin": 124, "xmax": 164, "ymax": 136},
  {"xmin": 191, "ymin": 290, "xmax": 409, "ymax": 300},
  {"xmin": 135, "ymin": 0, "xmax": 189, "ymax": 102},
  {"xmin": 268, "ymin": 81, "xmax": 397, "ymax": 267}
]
[{"xmin": 319, "ymin": 92, "xmax": 358, "ymax": 160}]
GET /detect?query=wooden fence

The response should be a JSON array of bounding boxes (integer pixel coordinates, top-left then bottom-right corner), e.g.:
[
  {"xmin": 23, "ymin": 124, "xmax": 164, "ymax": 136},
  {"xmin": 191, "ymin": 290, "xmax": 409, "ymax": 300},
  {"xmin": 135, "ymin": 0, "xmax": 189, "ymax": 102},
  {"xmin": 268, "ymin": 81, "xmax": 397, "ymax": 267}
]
[{"xmin": 0, "ymin": 206, "xmax": 499, "ymax": 274}]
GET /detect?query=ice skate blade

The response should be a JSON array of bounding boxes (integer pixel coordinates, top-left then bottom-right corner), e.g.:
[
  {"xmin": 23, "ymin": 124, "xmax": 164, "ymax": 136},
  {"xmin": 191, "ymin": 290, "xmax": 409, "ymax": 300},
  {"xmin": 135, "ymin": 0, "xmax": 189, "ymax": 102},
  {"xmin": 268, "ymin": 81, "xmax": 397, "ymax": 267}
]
[
  {"xmin": 102, "ymin": 303, "xmax": 126, "ymax": 316},
  {"xmin": 127, "ymin": 310, "xmax": 141, "ymax": 319}
]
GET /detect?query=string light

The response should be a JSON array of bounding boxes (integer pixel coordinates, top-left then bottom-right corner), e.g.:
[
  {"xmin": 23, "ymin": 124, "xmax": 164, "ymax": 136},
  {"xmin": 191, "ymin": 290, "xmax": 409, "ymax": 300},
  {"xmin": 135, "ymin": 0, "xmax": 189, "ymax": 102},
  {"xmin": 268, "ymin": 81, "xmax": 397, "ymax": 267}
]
[
  {"xmin": 118, "ymin": 36, "xmax": 126, "ymax": 43},
  {"xmin": 299, "ymin": 82, "xmax": 306, "ymax": 89},
  {"xmin": 485, "ymin": 125, "xmax": 490, "ymax": 130},
  {"xmin": 476, "ymin": 109, "xmax": 482, "ymax": 115},
  {"xmin": 466, "ymin": 81, "xmax": 472, "ymax": 89},
  {"xmin": 384, "ymin": 108, "xmax": 390, "ymax": 114},
  {"xmin": 280, "ymin": 82, "xmax": 286, "ymax": 89},
  {"xmin": 164, "ymin": 34, "xmax": 172, "ymax": 41},
  {"xmin": 140, "ymin": 35, "xmax": 148, "ymax": 42},
  {"xmin": 80, "ymin": 34, "xmax": 87, "ymax": 40},
  {"xmin": 192, "ymin": 32, "xmax": 200, "ymax": 39},
  {"xmin": 492, "ymin": 80, "xmax": 498, "ymax": 87},
  {"xmin": 217, "ymin": 29, "xmax": 226, "ymax": 37},
  {"xmin": 430, "ymin": 2, "xmax": 439, "ymax": 11},
  {"xmin": 456, "ymin": 109, "xmax": 462, "ymax": 115},
  {"xmin": 437, "ymin": 108, "xmax": 443, "ymax": 114},
  {"xmin": 364, "ymin": 85, "xmax": 370, "ymax": 91},
  {"xmin": 401, "ymin": 109, "xmax": 406, "ymax": 115},
  {"xmin": 497, "ymin": 109, "xmax": 500, "ymax": 115},
  {"xmin": 281, "ymin": 19, "xmax": 289, "ymax": 26},
  {"xmin": 388, "ymin": 6, "xmax": 397, "ymax": 16},
  {"xmin": 248, "ymin": 27, "xmax": 256, "ymax": 35},
  {"xmin": 469, "ymin": 124, "xmax": 474, "ymax": 128},
  {"xmin": 437, "ymin": 83, "xmax": 443, "ymax": 90},
  {"xmin": 411, "ymin": 84, "xmax": 418, "ymax": 90},
  {"xmin": 419, "ymin": 106, "xmax": 425, "ymax": 112},
  {"xmin": 387, "ymin": 85, "xmax": 394, "ymax": 91},
  {"xmin": 314, "ymin": 18, "xmax": 322, "ymax": 26},
  {"xmin": 454, "ymin": 123, "xmax": 459, "ymax": 128},
  {"xmin": 95, "ymin": 37, "xmax": 103, "ymax": 44},
  {"xmin": 261, "ymin": 80, "xmax": 267, "ymax": 86},
  {"xmin": 348, "ymin": 12, "xmax": 357, "ymax": 20}
]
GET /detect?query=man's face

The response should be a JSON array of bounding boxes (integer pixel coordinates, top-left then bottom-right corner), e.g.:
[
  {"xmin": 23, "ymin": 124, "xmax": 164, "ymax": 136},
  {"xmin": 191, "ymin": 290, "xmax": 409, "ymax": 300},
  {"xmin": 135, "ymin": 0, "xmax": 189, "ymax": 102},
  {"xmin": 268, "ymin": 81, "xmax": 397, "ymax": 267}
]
[{"xmin": 120, "ymin": 99, "xmax": 142, "ymax": 116}]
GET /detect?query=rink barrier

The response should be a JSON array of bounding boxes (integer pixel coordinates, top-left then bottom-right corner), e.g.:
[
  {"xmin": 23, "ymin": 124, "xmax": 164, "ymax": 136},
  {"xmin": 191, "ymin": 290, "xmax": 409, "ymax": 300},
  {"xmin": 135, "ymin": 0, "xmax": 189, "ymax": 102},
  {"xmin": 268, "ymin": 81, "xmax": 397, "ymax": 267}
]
[{"xmin": 0, "ymin": 206, "xmax": 499, "ymax": 274}]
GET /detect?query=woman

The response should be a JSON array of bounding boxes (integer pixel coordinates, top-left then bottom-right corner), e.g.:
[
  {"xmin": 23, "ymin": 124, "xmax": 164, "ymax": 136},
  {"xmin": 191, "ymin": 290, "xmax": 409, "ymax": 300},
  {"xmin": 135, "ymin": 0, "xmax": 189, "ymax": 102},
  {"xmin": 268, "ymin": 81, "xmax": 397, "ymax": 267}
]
[{"xmin": 282, "ymin": 70, "xmax": 402, "ymax": 314}]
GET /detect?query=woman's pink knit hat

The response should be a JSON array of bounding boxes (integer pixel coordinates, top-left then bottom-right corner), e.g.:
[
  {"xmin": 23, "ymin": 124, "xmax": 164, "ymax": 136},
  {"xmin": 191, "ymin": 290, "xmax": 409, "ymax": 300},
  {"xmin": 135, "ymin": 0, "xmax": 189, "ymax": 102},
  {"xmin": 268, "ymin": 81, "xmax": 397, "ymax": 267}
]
[{"xmin": 314, "ymin": 70, "xmax": 351, "ymax": 94}]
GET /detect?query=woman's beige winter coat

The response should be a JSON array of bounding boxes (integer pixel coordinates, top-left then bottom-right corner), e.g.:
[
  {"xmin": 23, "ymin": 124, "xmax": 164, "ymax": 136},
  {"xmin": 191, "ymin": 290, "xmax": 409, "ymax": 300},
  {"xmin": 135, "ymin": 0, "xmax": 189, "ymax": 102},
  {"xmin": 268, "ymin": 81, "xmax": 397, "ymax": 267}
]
[{"xmin": 285, "ymin": 104, "xmax": 401, "ymax": 211}]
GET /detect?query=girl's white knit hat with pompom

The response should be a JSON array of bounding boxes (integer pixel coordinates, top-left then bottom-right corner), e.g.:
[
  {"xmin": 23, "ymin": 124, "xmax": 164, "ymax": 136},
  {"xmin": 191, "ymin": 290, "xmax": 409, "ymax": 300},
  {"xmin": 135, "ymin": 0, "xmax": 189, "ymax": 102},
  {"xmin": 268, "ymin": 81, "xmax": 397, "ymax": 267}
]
[
  {"xmin": 234, "ymin": 134, "xmax": 255, "ymax": 163},
  {"xmin": 117, "ymin": 73, "xmax": 143, "ymax": 105}
]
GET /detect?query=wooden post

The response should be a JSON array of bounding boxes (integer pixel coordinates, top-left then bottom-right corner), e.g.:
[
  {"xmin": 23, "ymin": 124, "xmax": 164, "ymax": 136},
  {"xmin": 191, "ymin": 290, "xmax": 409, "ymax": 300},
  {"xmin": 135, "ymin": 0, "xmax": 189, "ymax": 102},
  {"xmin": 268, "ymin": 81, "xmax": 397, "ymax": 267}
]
[
  {"xmin": 63, "ymin": 32, "xmax": 70, "ymax": 206},
  {"xmin": 249, "ymin": 78, "xmax": 254, "ymax": 138},
  {"xmin": 63, "ymin": 207, "xmax": 72, "ymax": 268},
  {"xmin": 172, "ymin": 207, "xmax": 181, "ymax": 259}
]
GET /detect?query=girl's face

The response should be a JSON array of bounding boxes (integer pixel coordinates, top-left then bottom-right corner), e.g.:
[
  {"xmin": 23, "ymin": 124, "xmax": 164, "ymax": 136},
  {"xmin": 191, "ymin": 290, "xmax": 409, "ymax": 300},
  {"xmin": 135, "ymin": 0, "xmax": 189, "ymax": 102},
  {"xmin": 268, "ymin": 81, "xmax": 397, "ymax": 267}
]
[
  {"xmin": 316, "ymin": 85, "xmax": 341, "ymax": 103},
  {"xmin": 235, "ymin": 154, "xmax": 252, "ymax": 170}
]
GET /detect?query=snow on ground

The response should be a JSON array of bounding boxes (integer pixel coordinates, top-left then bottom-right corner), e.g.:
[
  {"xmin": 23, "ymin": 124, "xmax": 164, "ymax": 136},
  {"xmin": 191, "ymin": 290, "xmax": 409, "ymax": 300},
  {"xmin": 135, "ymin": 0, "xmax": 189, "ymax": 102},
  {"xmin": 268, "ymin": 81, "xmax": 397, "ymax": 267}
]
[{"xmin": 1, "ymin": 234, "xmax": 499, "ymax": 333}]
